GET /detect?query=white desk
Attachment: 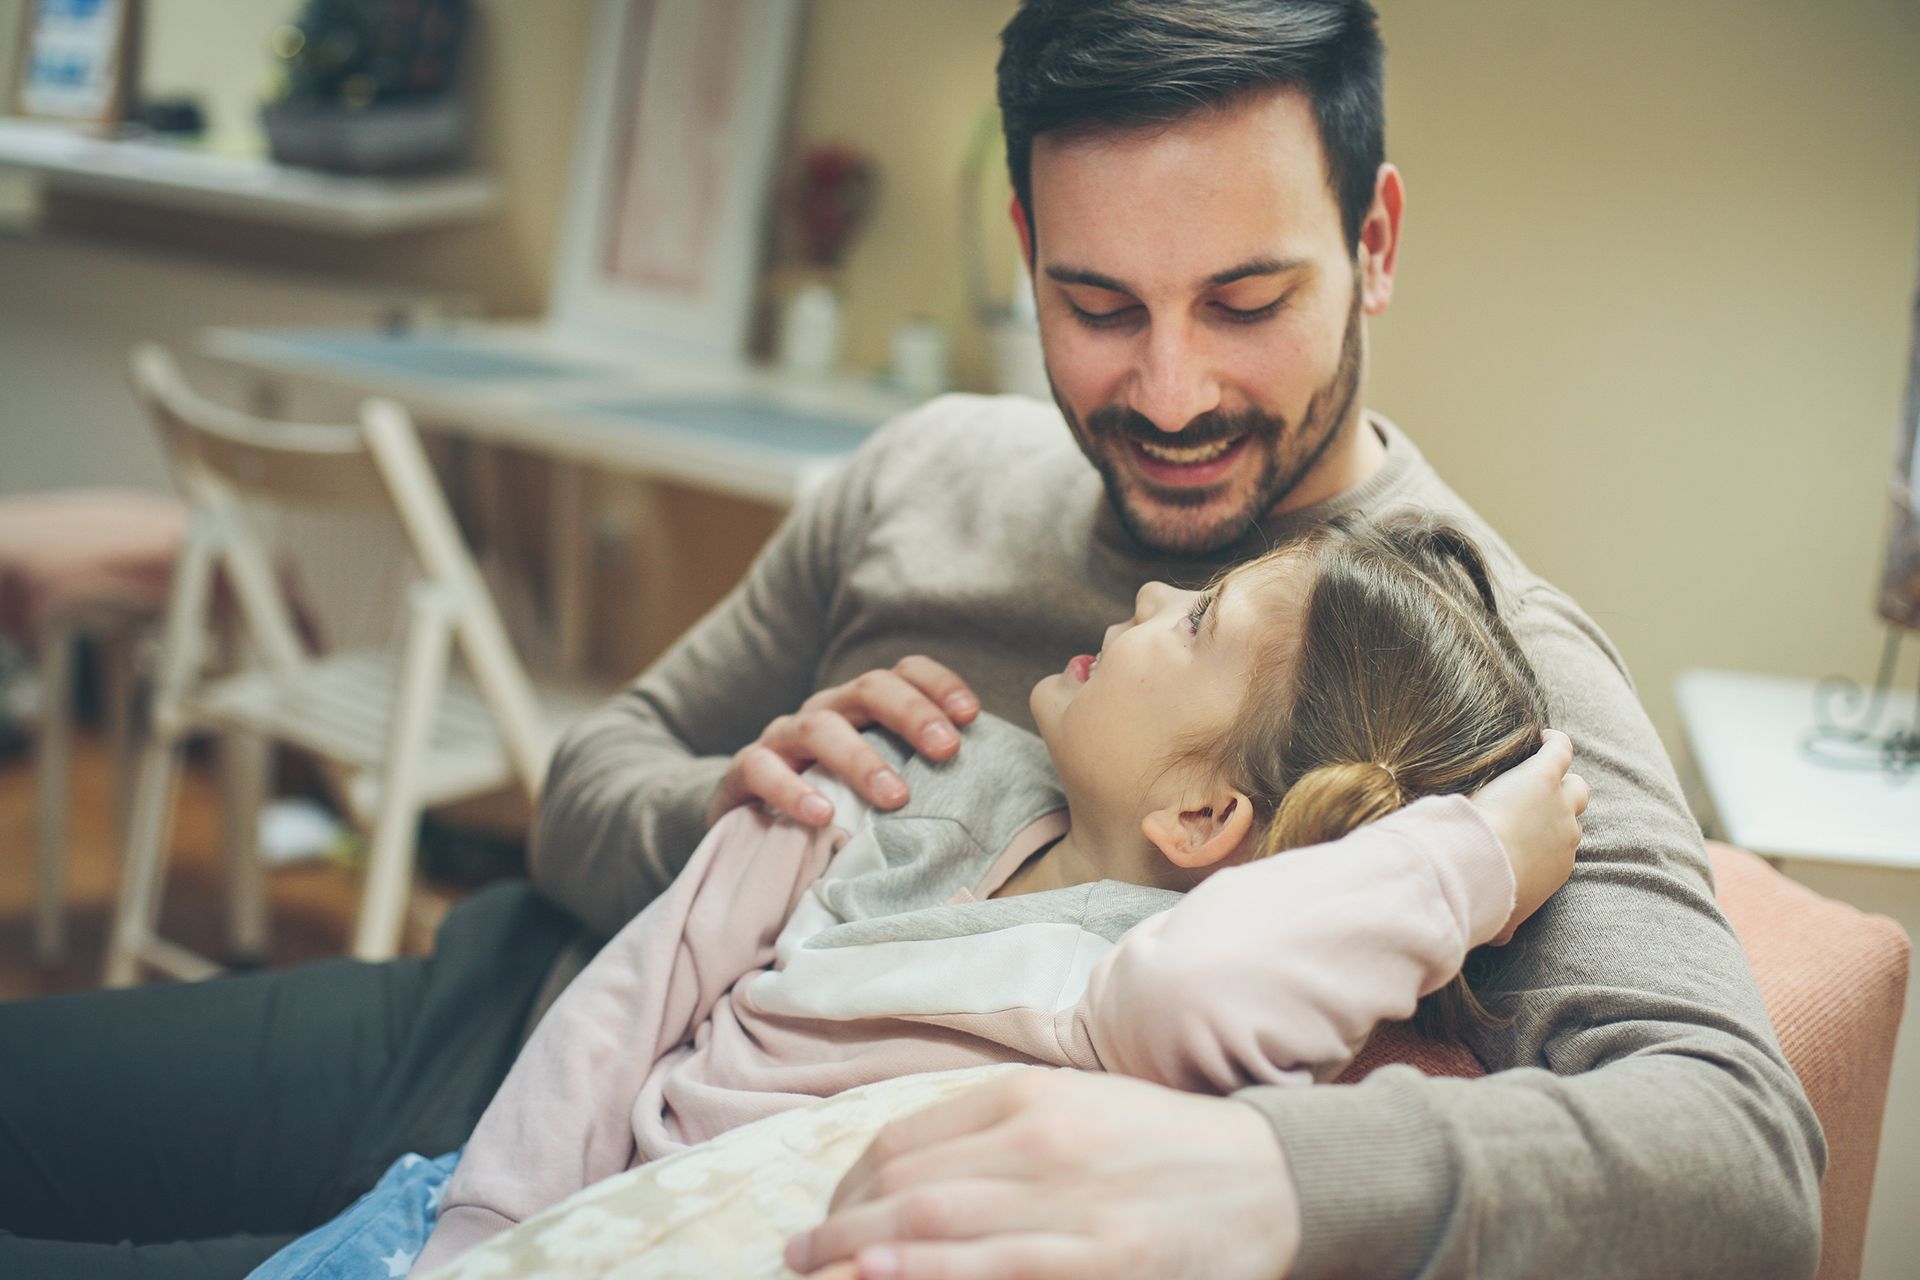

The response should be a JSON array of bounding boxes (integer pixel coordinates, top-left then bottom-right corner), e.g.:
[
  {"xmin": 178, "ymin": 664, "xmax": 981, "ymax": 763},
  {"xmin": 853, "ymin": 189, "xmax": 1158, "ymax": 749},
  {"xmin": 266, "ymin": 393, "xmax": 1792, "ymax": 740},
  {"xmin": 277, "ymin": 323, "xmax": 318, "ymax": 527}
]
[
  {"xmin": 1674, "ymin": 668, "xmax": 1920, "ymax": 869},
  {"xmin": 201, "ymin": 324, "xmax": 915, "ymax": 670}
]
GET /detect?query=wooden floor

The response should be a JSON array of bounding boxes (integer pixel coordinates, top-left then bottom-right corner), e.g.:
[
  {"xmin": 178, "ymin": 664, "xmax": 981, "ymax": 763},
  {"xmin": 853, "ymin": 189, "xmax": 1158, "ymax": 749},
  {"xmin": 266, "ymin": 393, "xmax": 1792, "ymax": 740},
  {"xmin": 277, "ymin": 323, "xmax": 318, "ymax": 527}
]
[{"xmin": 0, "ymin": 730, "xmax": 468, "ymax": 1001}]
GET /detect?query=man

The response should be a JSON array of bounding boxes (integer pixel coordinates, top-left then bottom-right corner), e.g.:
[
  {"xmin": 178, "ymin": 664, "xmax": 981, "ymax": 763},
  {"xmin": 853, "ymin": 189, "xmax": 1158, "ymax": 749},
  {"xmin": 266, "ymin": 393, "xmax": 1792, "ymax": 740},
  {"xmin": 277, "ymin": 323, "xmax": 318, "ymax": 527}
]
[
  {"xmin": 532, "ymin": 3, "xmax": 1821, "ymax": 1278},
  {"xmin": 0, "ymin": 3, "xmax": 1819, "ymax": 1278}
]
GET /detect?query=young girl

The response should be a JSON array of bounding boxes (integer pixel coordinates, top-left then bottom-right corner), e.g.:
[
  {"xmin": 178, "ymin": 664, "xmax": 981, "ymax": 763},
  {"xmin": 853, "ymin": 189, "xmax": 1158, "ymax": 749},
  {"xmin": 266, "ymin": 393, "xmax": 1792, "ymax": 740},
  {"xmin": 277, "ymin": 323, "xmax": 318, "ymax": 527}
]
[{"xmin": 251, "ymin": 517, "xmax": 1581, "ymax": 1279}]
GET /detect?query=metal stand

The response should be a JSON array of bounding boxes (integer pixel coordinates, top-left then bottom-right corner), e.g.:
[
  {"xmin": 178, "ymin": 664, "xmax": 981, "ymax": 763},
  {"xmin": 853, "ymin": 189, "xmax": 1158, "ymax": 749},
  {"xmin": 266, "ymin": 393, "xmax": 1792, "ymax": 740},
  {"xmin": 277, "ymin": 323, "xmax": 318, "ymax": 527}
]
[{"xmin": 1804, "ymin": 626, "xmax": 1920, "ymax": 778}]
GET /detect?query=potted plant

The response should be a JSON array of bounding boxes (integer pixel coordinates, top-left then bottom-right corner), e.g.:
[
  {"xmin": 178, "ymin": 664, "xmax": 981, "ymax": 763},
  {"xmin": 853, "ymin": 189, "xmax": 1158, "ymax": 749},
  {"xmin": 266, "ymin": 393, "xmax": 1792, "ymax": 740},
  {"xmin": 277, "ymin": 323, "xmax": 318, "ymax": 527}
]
[{"xmin": 259, "ymin": 0, "xmax": 472, "ymax": 175}]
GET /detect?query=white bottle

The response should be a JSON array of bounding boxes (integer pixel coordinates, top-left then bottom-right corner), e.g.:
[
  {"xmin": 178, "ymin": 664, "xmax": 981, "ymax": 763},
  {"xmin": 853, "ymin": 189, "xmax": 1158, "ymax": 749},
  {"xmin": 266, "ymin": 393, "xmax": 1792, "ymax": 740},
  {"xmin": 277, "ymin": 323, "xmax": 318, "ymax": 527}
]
[{"xmin": 778, "ymin": 282, "xmax": 842, "ymax": 377}]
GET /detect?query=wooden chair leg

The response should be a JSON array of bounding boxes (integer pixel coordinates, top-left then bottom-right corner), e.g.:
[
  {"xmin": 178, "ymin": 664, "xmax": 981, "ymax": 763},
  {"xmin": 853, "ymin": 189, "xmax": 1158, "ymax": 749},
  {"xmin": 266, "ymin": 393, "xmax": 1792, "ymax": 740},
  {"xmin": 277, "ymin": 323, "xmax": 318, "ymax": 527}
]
[
  {"xmin": 101, "ymin": 623, "xmax": 140, "ymax": 847},
  {"xmin": 220, "ymin": 730, "xmax": 272, "ymax": 964},
  {"xmin": 104, "ymin": 727, "xmax": 186, "ymax": 987},
  {"xmin": 352, "ymin": 585, "xmax": 454, "ymax": 962},
  {"xmin": 32, "ymin": 622, "xmax": 76, "ymax": 968}
]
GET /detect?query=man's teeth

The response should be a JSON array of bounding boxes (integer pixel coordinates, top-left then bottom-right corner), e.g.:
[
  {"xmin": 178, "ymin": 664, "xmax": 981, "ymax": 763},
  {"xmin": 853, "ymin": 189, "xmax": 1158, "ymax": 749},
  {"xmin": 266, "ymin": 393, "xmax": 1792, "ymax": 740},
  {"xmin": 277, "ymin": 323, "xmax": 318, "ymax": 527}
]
[{"xmin": 1136, "ymin": 436, "xmax": 1238, "ymax": 465}]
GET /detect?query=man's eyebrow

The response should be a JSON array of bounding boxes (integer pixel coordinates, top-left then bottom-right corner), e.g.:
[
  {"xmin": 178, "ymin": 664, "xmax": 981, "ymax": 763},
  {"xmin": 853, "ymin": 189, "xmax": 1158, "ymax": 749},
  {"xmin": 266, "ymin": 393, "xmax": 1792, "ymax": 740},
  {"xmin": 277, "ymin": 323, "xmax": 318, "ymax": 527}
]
[
  {"xmin": 1203, "ymin": 256, "xmax": 1309, "ymax": 288},
  {"xmin": 1044, "ymin": 265, "xmax": 1133, "ymax": 293},
  {"xmin": 1043, "ymin": 257, "xmax": 1310, "ymax": 295}
]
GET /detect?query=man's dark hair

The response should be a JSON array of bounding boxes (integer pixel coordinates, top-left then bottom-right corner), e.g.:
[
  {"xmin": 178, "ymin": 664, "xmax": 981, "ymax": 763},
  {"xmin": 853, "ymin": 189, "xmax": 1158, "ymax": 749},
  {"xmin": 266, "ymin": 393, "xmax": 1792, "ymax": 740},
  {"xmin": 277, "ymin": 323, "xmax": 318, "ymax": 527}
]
[{"xmin": 997, "ymin": 0, "xmax": 1386, "ymax": 252}]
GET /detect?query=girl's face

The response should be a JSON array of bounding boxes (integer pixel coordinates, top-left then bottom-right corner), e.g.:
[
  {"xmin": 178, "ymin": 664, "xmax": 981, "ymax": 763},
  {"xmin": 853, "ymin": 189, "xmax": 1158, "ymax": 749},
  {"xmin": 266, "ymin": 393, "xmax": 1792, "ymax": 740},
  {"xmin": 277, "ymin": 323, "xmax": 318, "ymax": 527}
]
[{"xmin": 1031, "ymin": 556, "xmax": 1304, "ymax": 845}]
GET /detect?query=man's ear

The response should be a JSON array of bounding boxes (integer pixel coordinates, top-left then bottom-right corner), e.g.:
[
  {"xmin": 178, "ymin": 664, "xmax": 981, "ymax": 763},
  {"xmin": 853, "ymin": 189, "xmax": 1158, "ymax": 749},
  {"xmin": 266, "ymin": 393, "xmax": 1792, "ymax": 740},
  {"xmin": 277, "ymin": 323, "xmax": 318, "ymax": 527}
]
[
  {"xmin": 1357, "ymin": 162, "xmax": 1404, "ymax": 316},
  {"xmin": 1009, "ymin": 196, "xmax": 1035, "ymax": 270},
  {"xmin": 1141, "ymin": 788, "xmax": 1255, "ymax": 870}
]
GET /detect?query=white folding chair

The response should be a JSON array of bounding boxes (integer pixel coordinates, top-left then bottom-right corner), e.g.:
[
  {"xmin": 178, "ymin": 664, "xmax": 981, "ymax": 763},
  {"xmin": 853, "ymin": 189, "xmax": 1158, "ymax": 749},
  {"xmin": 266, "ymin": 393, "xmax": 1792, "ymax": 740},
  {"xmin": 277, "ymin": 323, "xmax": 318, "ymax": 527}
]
[{"xmin": 105, "ymin": 343, "xmax": 595, "ymax": 985}]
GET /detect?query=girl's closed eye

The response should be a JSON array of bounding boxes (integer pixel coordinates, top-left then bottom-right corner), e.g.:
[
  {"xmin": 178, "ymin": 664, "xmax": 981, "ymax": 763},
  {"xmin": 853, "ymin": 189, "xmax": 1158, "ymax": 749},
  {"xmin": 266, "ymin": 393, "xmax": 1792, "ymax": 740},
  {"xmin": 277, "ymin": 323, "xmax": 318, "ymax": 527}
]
[{"xmin": 1185, "ymin": 591, "xmax": 1215, "ymax": 636}]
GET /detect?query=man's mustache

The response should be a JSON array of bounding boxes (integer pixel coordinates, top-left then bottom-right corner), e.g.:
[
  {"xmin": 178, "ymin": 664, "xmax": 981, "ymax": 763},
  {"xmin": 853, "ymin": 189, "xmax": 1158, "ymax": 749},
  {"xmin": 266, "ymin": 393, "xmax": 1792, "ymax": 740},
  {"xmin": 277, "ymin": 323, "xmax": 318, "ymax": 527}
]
[{"xmin": 1083, "ymin": 405, "xmax": 1285, "ymax": 447}]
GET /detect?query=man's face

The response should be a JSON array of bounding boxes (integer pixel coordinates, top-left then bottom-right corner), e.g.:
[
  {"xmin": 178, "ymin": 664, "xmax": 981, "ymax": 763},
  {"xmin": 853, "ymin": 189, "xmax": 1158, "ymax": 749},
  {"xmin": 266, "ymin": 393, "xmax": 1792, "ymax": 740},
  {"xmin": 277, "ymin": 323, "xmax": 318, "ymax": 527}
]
[{"xmin": 1024, "ymin": 87, "xmax": 1385, "ymax": 556}]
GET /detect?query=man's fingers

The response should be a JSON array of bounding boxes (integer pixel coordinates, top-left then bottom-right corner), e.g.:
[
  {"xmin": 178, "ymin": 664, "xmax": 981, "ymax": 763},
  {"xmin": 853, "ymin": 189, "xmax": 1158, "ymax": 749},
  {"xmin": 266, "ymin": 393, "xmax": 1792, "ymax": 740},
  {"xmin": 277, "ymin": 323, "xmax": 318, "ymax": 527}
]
[
  {"xmin": 796, "ymin": 1177, "xmax": 1092, "ymax": 1275},
  {"xmin": 800, "ymin": 1180, "xmax": 1033, "ymax": 1269},
  {"xmin": 801, "ymin": 1239, "xmax": 1095, "ymax": 1280},
  {"xmin": 892, "ymin": 655, "xmax": 981, "ymax": 724},
  {"xmin": 845, "ymin": 1235, "xmax": 1096, "ymax": 1280},
  {"xmin": 828, "ymin": 1072, "xmax": 1042, "ymax": 1214},
  {"xmin": 731, "ymin": 744, "xmax": 835, "ymax": 826},
  {"xmin": 846, "ymin": 670, "xmax": 966, "ymax": 760},
  {"xmin": 800, "ymin": 710, "xmax": 913, "ymax": 807},
  {"xmin": 804, "ymin": 666, "xmax": 975, "ymax": 760},
  {"xmin": 830, "ymin": 1119, "xmax": 1060, "ymax": 1220}
]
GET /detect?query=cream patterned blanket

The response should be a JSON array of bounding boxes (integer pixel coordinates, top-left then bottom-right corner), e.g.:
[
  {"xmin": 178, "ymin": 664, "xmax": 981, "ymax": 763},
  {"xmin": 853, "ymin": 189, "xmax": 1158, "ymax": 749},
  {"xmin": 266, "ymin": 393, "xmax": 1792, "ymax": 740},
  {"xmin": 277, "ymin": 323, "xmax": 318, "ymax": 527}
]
[{"xmin": 421, "ymin": 1065, "xmax": 1035, "ymax": 1280}]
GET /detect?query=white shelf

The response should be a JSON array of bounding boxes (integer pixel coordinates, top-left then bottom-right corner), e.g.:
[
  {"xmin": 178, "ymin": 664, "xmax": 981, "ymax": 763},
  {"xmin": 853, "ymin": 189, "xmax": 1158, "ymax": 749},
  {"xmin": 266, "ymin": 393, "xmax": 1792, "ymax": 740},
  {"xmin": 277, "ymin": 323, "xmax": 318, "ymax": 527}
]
[{"xmin": 0, "ymin": 117, "xmax": 499, "ymax": 236}]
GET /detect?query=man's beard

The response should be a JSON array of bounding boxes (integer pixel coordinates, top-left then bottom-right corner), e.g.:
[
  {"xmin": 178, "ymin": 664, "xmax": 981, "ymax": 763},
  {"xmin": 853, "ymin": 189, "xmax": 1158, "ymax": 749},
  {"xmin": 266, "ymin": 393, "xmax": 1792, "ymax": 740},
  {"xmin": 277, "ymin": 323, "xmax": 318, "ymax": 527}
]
[{"xmin": 1053, "ymin": 278, "xmax": 1365, "ymax": 558}]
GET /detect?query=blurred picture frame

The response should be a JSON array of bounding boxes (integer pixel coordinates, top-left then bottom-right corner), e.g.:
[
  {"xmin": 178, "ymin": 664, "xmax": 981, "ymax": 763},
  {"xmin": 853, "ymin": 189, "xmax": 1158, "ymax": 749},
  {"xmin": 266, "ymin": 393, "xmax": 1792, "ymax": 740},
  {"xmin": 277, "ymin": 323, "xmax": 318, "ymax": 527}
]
[
  {"xmin": 12, "ymin": 0, "xmax": 139, "ymax": 128},
  {"xmin": 550, "ymin": 0, "xmax": 804, "ymax": 365},
  {"xmin": 1880, "ymin": 248, "xmax": 1920, "ymax": 631}
]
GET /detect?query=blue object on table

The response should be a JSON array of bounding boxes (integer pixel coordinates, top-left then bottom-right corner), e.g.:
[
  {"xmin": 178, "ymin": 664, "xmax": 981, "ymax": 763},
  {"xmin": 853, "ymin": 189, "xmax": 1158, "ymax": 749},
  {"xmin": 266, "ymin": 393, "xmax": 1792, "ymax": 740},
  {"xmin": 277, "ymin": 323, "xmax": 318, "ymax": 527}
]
[
  {"xmin": 576, "ymin": 398, "xmax": 881, "ymax": 456},
  {"xmin": 263, "ymin": 331, "xmax": 593, "ymax": 382}
]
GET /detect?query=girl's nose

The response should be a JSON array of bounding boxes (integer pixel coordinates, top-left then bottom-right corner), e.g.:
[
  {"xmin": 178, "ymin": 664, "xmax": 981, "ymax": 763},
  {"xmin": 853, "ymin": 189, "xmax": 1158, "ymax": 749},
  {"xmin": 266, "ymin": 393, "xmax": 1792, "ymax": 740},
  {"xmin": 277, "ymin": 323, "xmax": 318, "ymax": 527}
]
[{"xmin": 1134, "ymin": 580, "xmax": 1176, "ymax": 621}]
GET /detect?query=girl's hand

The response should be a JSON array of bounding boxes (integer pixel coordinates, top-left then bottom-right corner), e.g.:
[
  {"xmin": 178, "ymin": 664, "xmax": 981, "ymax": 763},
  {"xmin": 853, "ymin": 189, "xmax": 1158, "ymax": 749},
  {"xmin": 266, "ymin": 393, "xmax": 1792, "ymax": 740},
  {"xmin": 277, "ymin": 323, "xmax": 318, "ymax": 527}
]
[
  {"xmin": 1471, "ymin": 729, "xmax": 1589, "ymax": 944},
  {"xmin": 705, "ymin": 657, "xmax": 981, "ymax": 829}
]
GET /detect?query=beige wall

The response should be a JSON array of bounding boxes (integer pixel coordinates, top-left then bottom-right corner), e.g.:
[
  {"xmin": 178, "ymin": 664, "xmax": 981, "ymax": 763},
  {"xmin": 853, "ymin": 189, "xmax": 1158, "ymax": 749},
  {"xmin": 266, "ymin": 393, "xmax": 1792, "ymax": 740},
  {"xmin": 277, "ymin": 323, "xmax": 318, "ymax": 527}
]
[{"xmin": 1369, "ymin": 0, "xmax": 1919, "ymax": 749}]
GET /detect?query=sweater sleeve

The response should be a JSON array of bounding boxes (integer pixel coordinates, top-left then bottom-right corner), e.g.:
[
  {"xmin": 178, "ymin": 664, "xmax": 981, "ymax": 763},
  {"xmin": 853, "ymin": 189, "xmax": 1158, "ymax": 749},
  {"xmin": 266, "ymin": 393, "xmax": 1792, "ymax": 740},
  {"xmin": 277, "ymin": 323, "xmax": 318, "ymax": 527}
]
[
  {"xmin": 525, "ymin": 406, "xmax": 914, "ymax": 940},
  {"xmin": 414, "ymin": 806, "xmax": 844, "ymax": 1274},
  {"xmin": 1076, "ymin": 796, "xmax": 1513, "ymax": 1094},
  {"xmin": 1239, "ymin": 587, "xmax": 1827, "ymax": 1280}
]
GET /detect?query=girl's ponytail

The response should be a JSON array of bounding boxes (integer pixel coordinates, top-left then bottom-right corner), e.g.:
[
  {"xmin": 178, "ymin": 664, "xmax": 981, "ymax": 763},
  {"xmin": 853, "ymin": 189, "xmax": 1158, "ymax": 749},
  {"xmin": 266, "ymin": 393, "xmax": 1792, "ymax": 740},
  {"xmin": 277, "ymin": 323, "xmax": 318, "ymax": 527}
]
[{"xmin": 1258, "ymin": 759, "xmax": 1405, "ymax": 859}]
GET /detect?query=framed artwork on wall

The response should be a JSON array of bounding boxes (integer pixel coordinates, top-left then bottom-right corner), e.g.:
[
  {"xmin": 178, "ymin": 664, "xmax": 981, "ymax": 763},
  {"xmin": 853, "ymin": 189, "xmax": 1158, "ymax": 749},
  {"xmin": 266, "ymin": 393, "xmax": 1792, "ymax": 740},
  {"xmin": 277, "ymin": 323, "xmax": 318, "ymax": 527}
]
[
  {"xmin": 550, "ymin": 0, "xmax": 805, "ymax": 366},
  {"xmin": 12, "ymin": 0, "xmax": 139, "ymax": 128}
]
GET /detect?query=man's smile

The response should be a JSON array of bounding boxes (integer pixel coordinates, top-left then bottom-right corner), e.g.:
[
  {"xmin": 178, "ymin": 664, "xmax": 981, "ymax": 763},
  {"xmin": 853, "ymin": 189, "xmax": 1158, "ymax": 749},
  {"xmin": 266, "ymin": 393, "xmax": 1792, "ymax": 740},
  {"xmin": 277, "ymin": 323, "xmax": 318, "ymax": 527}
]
[{"xmin": 1126, "ymin": 433, "xmax": 1251, "ymax": 487}]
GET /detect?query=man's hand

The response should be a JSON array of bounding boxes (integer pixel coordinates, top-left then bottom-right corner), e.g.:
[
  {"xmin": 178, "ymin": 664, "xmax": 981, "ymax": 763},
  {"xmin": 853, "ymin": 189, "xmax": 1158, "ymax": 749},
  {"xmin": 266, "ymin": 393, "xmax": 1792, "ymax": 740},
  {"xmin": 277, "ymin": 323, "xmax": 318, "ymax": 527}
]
[
  {"xmin": 786, "ymin": 1070, "xmax": 1301, "ymax": 1280},
  {"xmin": 706, "ymin": 656, "xmax": 980, "ymax": 829},
  {"xmin": 1472, "ymin": 728, "xmax": 1589, "ymax": 945}
]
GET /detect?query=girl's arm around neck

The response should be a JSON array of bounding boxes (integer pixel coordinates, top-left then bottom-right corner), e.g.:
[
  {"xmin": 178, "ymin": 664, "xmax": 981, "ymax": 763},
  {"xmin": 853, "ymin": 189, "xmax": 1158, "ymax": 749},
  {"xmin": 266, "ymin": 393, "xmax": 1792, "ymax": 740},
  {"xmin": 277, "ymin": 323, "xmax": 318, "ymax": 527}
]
[{"xmin": 1070, "ymin": 795, "xmax": 1513, "ymax": 1094}]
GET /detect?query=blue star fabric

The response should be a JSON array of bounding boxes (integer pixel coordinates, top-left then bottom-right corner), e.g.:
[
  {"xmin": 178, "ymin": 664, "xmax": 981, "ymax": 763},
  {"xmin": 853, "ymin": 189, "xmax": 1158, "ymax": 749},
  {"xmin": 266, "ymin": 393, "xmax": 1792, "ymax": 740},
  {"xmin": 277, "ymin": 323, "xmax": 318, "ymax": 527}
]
[{"xmin": 246, "ymin": 1148, "xmax": 461, "ymax": 1279}]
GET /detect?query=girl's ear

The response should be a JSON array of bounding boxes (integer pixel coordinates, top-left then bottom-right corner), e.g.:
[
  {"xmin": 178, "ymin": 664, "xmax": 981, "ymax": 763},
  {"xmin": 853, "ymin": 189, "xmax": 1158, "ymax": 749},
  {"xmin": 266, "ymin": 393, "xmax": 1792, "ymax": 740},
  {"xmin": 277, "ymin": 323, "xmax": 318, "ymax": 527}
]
[{"xmin": 1141, "ymin": 788, "xmax": 1255, "ymax": 869}]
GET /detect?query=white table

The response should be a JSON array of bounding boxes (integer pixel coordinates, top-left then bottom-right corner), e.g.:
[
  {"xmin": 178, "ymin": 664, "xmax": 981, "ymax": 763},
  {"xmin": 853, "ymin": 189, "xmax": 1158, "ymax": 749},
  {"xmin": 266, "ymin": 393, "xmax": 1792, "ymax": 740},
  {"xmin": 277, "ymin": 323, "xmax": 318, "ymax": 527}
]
[
  {"xmin": 1674, "ymin": 668, "xmax": 1920, "ymax": 869},
  {"xmin": 201, "ymin": 323, "xmax": 915, "ymax": 672}
]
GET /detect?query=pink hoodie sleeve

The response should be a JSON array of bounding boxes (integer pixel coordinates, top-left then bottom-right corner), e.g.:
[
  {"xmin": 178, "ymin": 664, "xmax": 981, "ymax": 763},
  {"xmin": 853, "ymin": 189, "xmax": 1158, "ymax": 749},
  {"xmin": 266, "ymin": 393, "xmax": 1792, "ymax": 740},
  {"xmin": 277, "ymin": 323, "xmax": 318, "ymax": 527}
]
[
  {"xmin": 414, "ymin": 806, "xmax": 845, "ymax": 1273},
  {"xmin": 1074, "ymin": 795, "xmax": 1515, "ymax": 1095}
]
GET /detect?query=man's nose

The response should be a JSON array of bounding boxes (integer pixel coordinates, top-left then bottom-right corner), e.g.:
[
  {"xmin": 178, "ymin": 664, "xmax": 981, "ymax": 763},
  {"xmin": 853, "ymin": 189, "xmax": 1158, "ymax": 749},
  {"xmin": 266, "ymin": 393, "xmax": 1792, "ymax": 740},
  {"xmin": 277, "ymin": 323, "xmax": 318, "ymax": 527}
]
[{"xmin": 1128, "ymin": 322, "xmax": 1222, "ymax": 432}]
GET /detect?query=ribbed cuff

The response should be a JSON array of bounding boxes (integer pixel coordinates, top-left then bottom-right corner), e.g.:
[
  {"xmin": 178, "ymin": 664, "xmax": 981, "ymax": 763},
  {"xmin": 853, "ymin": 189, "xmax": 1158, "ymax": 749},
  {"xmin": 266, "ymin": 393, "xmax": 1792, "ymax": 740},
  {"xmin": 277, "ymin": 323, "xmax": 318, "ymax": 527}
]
[{"xmin": 1237, "ymin": 1069, "xmax": 1456, "ymax": 1279}]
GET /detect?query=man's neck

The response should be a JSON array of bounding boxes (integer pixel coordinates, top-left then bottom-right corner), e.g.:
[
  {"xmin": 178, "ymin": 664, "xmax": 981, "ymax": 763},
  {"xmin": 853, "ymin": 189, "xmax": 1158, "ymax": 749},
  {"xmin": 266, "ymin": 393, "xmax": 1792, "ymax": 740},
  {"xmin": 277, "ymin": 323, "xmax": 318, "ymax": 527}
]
[{"xmin": 1272, "ymin": 411, "xmax": 1388, "ymax": 517}]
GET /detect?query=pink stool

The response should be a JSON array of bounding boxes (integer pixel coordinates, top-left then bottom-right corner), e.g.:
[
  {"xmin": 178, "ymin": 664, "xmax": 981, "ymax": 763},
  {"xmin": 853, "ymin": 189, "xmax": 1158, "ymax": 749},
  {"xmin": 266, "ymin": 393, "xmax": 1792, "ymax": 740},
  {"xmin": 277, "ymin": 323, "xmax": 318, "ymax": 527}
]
[{"xmin": 0, "ymin": 488, "xmax": 185, "ymax": 965}]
